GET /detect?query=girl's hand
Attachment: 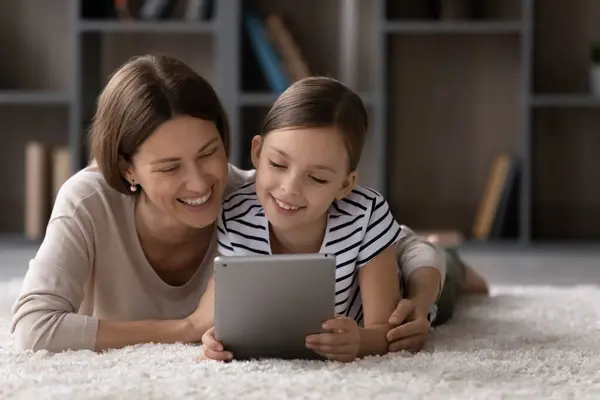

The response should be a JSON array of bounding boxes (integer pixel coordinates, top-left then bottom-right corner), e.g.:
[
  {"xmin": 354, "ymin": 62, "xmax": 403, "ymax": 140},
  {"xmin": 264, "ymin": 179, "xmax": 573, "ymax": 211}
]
[
  {"xmin": 305, "ymin": 316, "xmax": 360, "ymax": 362},
  {"xmin": 200, "ymin": 326, "xmax": 233, "ymax": 361}
]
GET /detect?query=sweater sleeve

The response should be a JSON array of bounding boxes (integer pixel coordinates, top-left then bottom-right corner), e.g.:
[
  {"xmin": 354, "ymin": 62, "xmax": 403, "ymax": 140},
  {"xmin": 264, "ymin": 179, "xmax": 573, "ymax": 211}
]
[
  {"xmin": 395, "ymin": 225, "xmax": 447, "ymax": 296},
  {"xmin": 11, "ymin": 215, "xmax": 98, "ymax": 352}
]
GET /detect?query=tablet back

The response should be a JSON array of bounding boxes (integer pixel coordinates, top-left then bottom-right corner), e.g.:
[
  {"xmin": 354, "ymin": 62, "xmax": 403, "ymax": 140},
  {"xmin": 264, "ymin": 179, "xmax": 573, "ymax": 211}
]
[{"xmin": 214, "ymin": 253, "xmax": 336, "ymax": 360}]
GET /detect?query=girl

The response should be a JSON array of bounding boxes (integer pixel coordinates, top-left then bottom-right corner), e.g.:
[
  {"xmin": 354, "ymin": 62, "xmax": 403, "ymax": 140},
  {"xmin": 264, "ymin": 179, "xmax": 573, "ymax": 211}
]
[{"xmin": 203, "ymin": 76, "xmax": 423, "ymax": 362}]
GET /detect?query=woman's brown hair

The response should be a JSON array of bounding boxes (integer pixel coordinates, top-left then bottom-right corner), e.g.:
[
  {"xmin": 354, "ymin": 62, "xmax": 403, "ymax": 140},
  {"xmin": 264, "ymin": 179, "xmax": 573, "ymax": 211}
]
[
  {"xmin": 89, "ymin": 54, "xmax": 230, "ymax": 195},
  {"xmin": 261, "ymin": 76, "xmax": 368, "ymax": 171}
]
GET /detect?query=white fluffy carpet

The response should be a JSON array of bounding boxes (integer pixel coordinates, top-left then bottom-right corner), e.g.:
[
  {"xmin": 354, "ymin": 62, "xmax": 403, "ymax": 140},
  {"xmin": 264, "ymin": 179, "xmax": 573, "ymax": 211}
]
[{"xmin": 2, "ymin": 279, "xmax": 600, "ymax": 400}]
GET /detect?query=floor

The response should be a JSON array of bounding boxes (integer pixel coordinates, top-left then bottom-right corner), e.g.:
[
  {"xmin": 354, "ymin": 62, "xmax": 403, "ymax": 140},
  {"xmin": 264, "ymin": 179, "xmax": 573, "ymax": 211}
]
[{"xmin": 2, "ymin": 240, "xmax": 600, "ymax": 285}]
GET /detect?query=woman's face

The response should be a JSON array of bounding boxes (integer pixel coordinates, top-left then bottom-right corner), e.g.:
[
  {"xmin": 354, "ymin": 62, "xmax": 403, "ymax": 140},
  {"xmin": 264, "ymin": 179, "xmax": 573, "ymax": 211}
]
[{"xmin": 124, "ymin": 115, "xmax": 229, "ymax": 230}]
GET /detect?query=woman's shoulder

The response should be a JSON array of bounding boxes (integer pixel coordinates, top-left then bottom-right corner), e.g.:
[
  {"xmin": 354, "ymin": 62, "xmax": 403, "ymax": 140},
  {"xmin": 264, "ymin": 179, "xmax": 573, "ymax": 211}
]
[{"xmin": 52, "ymin": 165, "xmax": 129, "ymax": 221}]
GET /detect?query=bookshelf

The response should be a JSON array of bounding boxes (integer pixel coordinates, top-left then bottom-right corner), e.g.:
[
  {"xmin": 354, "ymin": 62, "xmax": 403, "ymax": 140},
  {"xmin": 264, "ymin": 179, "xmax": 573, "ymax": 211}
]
[{"xmin": 0, "ymin": 0, "xmax": 598, "ymax": 247}]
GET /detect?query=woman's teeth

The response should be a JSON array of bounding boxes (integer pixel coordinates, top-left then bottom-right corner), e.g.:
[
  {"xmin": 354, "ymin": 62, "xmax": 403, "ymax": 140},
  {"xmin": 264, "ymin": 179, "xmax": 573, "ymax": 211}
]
[
  {"xmin": 178, "ymin": 190, "xmax": 211, "ymax": 206},
  {"xmin": 275, "ymin": 198, "xmax": 300, "ymax": 210}
]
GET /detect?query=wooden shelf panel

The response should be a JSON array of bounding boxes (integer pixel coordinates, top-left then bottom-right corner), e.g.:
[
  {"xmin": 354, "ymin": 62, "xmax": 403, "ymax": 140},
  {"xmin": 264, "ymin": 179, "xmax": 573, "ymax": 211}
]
[
  {"xmin": 386, "ymin": 34, "xmax": 522, "ymax": 235},
  {"xmin": 533, "ymin": 0, "xmax": 600, "ymax": 94},
  {"xmin": 78, "ymin": 20, "xmax": 215, "ymax": 34},
  {"xmin": 0, "ymin": 0, "xmax": 72, "ymax": 92},
  {"xmin": 383, "ymin": 21, "xmax": 523, "ymax": 34},
  {"xmin": 532, "ymin": 108, "xmax": 600, "ymax": 240}
]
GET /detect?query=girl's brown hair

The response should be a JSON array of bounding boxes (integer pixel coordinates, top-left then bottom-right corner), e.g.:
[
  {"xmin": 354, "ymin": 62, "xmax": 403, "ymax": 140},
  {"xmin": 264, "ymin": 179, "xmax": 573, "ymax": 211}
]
[
  {"xmin": 89, "ymin": 54, "xmax": 230, "ymax": 195},
  {"xmin": 261, "ymin": 76, "xmax": 368, "ymax": 171}
]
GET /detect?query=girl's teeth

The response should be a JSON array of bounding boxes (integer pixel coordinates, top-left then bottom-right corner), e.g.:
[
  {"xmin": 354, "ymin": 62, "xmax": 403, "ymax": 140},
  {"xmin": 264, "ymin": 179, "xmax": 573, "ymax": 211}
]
[
  {"xmin": 180, "ymin": 190, "xmax": 211, "ymax": 206},
  {"xmin": 275, "ymin": 198, "xmax": 299, "ymax": 210}
]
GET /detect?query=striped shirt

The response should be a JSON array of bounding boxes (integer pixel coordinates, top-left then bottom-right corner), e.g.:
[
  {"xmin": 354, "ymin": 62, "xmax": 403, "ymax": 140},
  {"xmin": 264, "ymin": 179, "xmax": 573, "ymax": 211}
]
[{"xmin": 217, "ymin": 182, "xmax": 405, "ymax": 325}]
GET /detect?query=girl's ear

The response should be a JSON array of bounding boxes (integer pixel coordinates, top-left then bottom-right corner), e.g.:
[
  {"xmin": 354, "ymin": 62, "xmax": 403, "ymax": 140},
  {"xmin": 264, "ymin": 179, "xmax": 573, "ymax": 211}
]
[
  {"xmin": 250, "ymin": 135, "xmax": 263, "ymax": 170},
  {"xmin": 336, "ymin": 170, "xmax": 358, "ymax": 200}
]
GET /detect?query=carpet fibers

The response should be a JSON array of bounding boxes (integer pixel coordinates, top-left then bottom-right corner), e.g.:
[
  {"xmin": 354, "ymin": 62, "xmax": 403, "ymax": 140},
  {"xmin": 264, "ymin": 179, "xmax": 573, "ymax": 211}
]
[{"xmin": 1, "ymin": 279, "xmax": 600, "ymax": 399}]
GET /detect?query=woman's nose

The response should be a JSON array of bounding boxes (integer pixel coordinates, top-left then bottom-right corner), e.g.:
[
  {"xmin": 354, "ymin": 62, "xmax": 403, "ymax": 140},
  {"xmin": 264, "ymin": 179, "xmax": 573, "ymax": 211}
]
[{"xmin": 185, "ymin": 166, "xmax": 212, "ymax": 193}]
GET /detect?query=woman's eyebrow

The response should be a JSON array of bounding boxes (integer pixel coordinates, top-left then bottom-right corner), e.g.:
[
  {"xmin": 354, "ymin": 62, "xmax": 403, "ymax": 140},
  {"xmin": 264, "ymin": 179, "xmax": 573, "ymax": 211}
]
[{"xmin": 150, "ymin": 138, "xmax": 219, "ymax": 164}]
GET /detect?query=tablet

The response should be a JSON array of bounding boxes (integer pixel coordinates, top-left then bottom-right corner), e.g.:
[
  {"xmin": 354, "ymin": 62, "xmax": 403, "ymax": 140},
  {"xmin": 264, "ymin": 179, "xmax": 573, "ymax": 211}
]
[{"xmin": 214, "ymin": 253, "xmax": 336, "ymax": 361}]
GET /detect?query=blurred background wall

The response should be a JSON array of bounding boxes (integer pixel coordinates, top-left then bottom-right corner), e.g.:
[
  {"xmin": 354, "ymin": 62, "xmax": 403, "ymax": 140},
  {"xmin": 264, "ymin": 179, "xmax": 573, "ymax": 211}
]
[{"xmin": 0, "ymin": 0, "xmax": 599, "ymax": 251}]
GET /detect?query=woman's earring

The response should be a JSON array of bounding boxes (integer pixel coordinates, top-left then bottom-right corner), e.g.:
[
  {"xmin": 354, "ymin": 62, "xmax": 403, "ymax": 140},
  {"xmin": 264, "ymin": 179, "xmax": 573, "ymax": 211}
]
[{"xmin": 130, "ymin": 180, "xmax": 138, "ymax": 192}]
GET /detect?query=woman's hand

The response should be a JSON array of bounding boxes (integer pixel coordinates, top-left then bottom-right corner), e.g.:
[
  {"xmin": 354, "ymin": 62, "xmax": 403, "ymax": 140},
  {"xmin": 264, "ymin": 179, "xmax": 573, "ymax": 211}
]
[
  {"xmin": 386, "ymin": 298, "xmax": 431, "ymax": 353},
  {"xmin": 200, "ymin": 327, "xmax": 233, "ymax": 361},
  {"xmin": 184, "ymin": 275, "xmax": 215, "ymax": 343},
  {"xmin": 305, "ymin": 316, "xmax": 360, "ymax": 362}
]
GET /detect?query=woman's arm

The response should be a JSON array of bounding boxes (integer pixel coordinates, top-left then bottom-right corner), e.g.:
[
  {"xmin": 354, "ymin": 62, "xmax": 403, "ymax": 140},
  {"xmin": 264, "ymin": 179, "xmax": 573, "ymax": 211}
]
[
  {"xmin": 11, "ymin": 215, "xmax": 209, "ymax": 353},
  {"xmin": 394, "ymin": 225, "xmax": 445, "ymax": 315},
  {"xmin": 356, "ymin": 246, "xmax": 401, "ymax": 357},
  {"xmin": 11, "ymin": 216, "xmax": 98, "ymax": 352},
  {"xmin": 97, "ymin": 273, "xmax": 216, "ymax": 351}
]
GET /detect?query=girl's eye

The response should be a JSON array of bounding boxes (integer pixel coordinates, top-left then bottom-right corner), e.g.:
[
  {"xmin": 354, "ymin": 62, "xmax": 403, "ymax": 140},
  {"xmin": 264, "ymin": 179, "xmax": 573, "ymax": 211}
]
[
  {"xmin": 311, "ymin": 177, "xmax": 328, "ymax": 184},
  {"xmin": 269, "ymin": 160, "xmax": 286, "ymax": 169}
]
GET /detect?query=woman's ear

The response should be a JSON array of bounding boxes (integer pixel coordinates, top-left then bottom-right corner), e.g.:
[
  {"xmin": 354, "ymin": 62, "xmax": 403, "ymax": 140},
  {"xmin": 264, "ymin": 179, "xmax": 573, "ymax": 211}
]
[
  {"xmin": 336, "ymin": 170, "xmax": 358, "ymax": 200},
  {"xmin": 250, "ymin": 135, "xmax": 263, "ymax": 170},
  {"xmin": 119, "ymin": 156, "xmax": 136, "ymax": 185}
]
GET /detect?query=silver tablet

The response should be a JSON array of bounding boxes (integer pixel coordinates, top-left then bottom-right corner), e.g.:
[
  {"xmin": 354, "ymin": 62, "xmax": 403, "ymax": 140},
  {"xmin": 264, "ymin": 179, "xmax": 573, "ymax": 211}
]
[{"xmin": 214, "ymin": 253, "xmax": 336, "ymax": 361}]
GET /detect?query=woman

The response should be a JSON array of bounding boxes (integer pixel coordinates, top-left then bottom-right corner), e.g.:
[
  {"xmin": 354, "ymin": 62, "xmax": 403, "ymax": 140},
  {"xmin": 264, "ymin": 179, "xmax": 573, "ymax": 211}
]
[{"xmin": 10, "ymin": 54, "xmax": 479, "ymax": 354}]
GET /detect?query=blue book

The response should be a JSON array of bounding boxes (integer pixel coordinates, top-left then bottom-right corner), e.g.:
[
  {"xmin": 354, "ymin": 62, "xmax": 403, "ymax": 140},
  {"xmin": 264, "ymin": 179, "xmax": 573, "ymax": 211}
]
[{"xmin": 244, "ymin": 13, "xmax": 291, "ymax": 94}]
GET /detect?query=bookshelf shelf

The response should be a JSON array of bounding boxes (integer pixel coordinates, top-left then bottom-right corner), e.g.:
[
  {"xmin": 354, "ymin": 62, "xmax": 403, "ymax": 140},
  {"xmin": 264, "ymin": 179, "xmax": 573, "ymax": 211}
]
[
  {"xmin": 239, "ymin": 93, "xmax": 277, "ymax": 107},
  {"xmin": 0, "ymin": 91, "xmax": 70, "ymax": 106},
  {"xmin": 383, "ymin": 21, "xmax": 523, "ymax": 34},
  {"xmin": 531, "ymin": 95, "xmax": 600, "ymax": 108},
  {"xmin": 239, "ymin": 92, "xmax": 374, "ymax": 107},
  {"xmin": 78, "ymin": 20, "xmax": 215, "ymax": 34}
]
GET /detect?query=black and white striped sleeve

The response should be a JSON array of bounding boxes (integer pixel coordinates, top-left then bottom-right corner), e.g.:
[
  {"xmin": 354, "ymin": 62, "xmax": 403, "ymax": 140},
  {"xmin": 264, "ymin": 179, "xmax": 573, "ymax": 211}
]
[
  {"xmin": 216, "ymin": 212, "xmax": 237, "ymax": 256},
  {"xmin": 356, "ymin": 194, "xmax": 405, "ymax": 268}
]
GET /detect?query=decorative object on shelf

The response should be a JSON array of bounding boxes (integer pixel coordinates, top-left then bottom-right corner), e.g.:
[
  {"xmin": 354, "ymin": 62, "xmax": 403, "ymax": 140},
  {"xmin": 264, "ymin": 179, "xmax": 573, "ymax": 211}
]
[{"xmin": 590, "ymin": 42, "xmax": 600, "ymax": 97}]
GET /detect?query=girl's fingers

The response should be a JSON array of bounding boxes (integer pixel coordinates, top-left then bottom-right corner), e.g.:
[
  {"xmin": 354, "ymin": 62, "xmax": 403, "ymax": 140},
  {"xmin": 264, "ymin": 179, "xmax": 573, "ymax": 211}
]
[
  {"xmin": 202, "ymin": 348, "xmax": 233, "ymax": 361},
  {"xmin": 306, "ymin": 332, "xmax": 354, "ymax": 347},
  {"xmin": 306, "ymin": 342, "xmax": 355, "ymax": 355}
]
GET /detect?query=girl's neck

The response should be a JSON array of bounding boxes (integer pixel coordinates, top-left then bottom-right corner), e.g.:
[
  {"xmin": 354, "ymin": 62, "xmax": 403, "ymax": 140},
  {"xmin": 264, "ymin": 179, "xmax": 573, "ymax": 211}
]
[{"xmin": 269, "ymin": 214, "xmax": 328, "ymax": 254}]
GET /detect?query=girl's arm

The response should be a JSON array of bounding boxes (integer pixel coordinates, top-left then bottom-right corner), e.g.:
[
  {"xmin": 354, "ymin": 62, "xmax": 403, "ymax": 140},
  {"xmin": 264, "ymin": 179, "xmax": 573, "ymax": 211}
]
[{"xmin": 356, "ymin": 245, "xmax": 401, "ymax": 357}]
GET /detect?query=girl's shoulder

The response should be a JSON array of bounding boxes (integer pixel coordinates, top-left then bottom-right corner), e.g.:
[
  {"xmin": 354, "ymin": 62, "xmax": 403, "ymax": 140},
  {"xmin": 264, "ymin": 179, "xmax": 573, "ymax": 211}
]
[
  {"xmin": 331, "ymin": 185, "xmax": 388, "ymax": 217},
  {"xmin": 221, "ymin": 180, "xmax": 261, "ymax": 221},
  {"xmin": 225, "ymin": 164, "xmax": 256, "ymax": 197}
]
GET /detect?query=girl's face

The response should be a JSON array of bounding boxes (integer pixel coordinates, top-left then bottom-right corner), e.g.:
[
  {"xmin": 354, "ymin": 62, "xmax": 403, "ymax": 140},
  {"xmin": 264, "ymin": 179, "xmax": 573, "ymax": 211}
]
[
  {"xmin": 124, "ymin": 115, "xmax": 229, "ymax": 230},
  {"xmin": 251, "ymin": 126, "xmax": 357, "ymax": 232}
]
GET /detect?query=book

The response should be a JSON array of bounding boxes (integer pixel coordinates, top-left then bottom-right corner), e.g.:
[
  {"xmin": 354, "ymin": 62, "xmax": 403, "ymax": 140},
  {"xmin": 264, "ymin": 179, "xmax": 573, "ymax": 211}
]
[
  {"xmin": 24, "ymin": 141, "xmax": 51, "ymax": 240},
  {"xmin": 244, "ymin": 12, "xmax": 291, "ymax": 94}
]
